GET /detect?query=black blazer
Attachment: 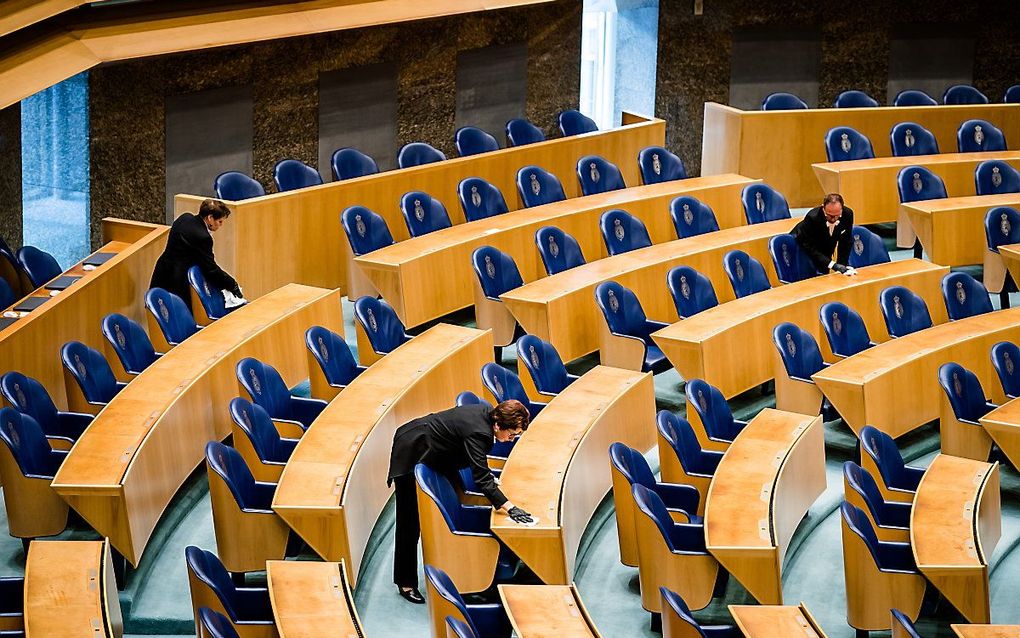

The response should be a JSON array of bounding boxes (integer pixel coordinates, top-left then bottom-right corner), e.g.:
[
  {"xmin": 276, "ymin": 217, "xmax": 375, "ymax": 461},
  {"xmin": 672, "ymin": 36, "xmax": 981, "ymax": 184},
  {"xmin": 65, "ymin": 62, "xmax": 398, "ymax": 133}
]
[
  {"xmin": 791, "ymin": 206, "xmax": 855, "ymax": 272},
  {"xmin": 387, "ymin": 404, "xmax": 507, "ymax": 508},
  {"xmin": 150, "ymin": 213, "xmax": 241, "ymax": 309}
]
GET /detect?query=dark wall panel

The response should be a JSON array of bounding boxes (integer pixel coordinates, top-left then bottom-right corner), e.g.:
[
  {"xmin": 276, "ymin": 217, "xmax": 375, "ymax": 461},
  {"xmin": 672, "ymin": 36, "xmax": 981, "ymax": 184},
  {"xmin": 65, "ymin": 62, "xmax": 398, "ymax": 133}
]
[
  {"xmin": 455, "ymin": 43, "xmax": 528, "ymax": 148},
  {"xmin": 729, "ymin": 27, "xmax": 821, "ymax": 110},
  {"xmin": 318, "ymin": 63, "xmax": 398, "ymax": 176},
  {"xmin": 887, "ymin": 32, "xmax": 975, "ymax": 103},
  {"xmin": 0, "ymin": 105, "xmax": 21, "ymax": 250}
]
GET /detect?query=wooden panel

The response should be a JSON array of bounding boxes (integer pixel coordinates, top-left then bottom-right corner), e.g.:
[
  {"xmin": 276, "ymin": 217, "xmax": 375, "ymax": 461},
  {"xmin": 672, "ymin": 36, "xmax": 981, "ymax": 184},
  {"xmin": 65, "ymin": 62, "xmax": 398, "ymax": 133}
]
[
  {"xmin": 729, "ymin": 604, "xmax": 827, "ymax": 638},
  {"xmin": 267, "ymin": 560, "xmax": 362, "ymax": 638},
  {"xmin": 981, "ymin": 398, "xmax": 1020, "ymax": 472},
  {"xmin": 499, "ymin": 584, "xmax": 600, "ymax": 637},
  {"xmin": 24, "ymin": 540, "xmax": 121, "ymax": 637},
  {"xmin": 992, "ymin": 244, "xmax": 1020, "ymax": 289},
  {"xmin": 51, "ymin": 284, "xmax": 343, "ymax": 565},
  {"xmin": 952, "ymin": 626, "xmax": 1020, "ymax": 637},
  {"xmin": 0, "ymin": 0, "xmax": 84, "ymax": 38},
  {"xmin": 903, "ymin": 194, "xmax": 1020, "ymax": 267}
]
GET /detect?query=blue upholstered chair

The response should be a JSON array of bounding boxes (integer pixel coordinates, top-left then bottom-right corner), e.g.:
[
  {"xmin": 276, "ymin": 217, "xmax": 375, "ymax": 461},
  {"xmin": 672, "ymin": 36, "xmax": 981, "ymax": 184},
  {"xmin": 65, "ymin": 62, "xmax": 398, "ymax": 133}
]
[
  {"xmin": 1003, "ymin": 84, "xmax": 1020, "ymax": 104},
  {"xmin": 938, "ymin": 362, "xmax": 997, "ymax": 460},
  {"xmin": 144, "ymin": 287, "xmax": 199, "ymax": 350},
  {"xmin": 761, "ymin": 92, "xmax": 807, "ymax": 110},
  {"xmin": 859, "ymin": 426, "xmax": 924, "ymax": 502},
  {"xmin": 834, "ymin": 90, "xmax": 879, "ymax": 108},
  {"xmin": 456, "ymin": 391, "xmax": 491, "ymax": 408},
  {"xmin": 0, "ymin": 577, "xmax": 24, "ymax": 635},
  {"xmin": 879, "ymin": 285, "xmax": 932, "ymax": 337},
  {"xmin": 0, "ymin": 241, "xmax": 27, "ymax": 298},
  {"xmin": 446, "ymin": 617, "xmax": 477, "ymax": 638},
  {"xmin": 505, "ymin": 118, "xmax": 545, "ymax": 147},
  {"xmin": 819, "ymin": 302, "xmax": 874, "ymax": 358},
  {"xmin": 685, "ymin": 378, "xmax": 746, "ymax": 447},
  {"xmin": 958, "ymin": 119, "xmax": 1007, "ymax": 153},
  {"xmin": 331, "ymin": 147, "xmax": 379, "ymax": 180},
  {"xmin": 594, "ymin": 281, "xmax": 670, "ymax": 373},
  {"xmin": 455, "ymin": 126, "xmax": 499, "ymax": 156},
  {"xmin": 890, "ymin": 609, "xmax": 923, "ymax": 638},
  {"xmin": 187, "ymin": 265, "xmax": 235, "ymax": 324},
  {"xmin": 991, "ymin": 341, "xmax": 1020, "ymax": 399},
  {"xmin": 228, "ymin": 397, "xmax": 297, "ymax": 483},
  {"xmin": 771, "ymin": 322, "xmax": 836, "ymax": 419},
  {"xmin": 769, "ymin": 234, "xmax": 819, "ymax": 283},
  {"xmin": 304, "ymin": 325, "xmax": 365, "ymax": 400},
  {"xmin": 666, "ymin": 266, "xmax": 718, "ymax": 319},
  {"xmin": 341, "ymin": 205, "xmax": 394, "ymax": 256},
  {"xmin": 272, "ymin": 159, "xmax": 322, "ymax": 192},
  {"xmin": 185, "ymin": 546, "xmax": 274, "ymax": 634},
  {"xmin": 740, "ymin": 184, "xmax": 791, "ymax": 224},
  {"xmin": 535, "ymin": 226, "xmax": 585, "ymax": 275},
  {"xmin": 898, "ymin": 166, "xmax": 947, "ymax": 205},
  {"xmin": 0, "ymin": 371, "xmax": 91, "ymax": 444},
  {"xmin": 400, "ymin": 191, "xmax": 452, "ymax": 237},
  {"xmin": 516, "ymin": 334, "xmax": 578, "ymax": 400},
  {"xmin": 893, "ymin": 89, "xmax": 937, "ymax": 106},
  {"xmin": 941, "ymin": 272, "xmax": 992, "ymax": 321},
  {"xmin": 397, "ymin": 142, "xmax": 446, "ymax": 169},
  {"xmin": 600, "ymin": 209, "xmax": 652, "ymax": 256},
  {"xmin": 423, "ymin": 565, "xmax": 511, "ymax": 638},
  {"xmin": 214, "ymin": 172, "xmax": 265, "ymax": 200},
  {"xmin": 943, "ymin": 84, "xmax": 988, "ymax": 105},
  {"xmin": 577, "ymin": 155, "xmax": 625, "ymax": 196},
  {"xmin": 15, "ymin": 246, "xmax": 60, "ymax": 288},
  {"xmin": 236, "ymin": 357, "xmax": 327, "ymax": 431},
  {"xmin": 0, "ymin": 278, "xmax": 13, "ymax": 310},
  {"xmin": 670, "ymin": 196, "xmax": 718, "ymax": 239},
  {"xmin": 197, "ymin": 608, "xmax": 241, "ymax": 638},
  {"xmin": 824, "ymin": 126, "xmax": 876, "ymax": 162},
  {"xmin": 60, "ymin": 341, "xmax": 126, "ymax": 414},
  {"xmin": 0, "ymin": 408, "xmax": 70, "ymax": 539},
  {"xmin": 660, "ymin": 588, "xmax": 739, "ymax": 638},
  {"xmin": 975, "ymin": 160, "xmax": 1020, "ymax": 196},
  {"xmin": 457, "ymin": 177, "xmax": 509, "ymax": 222},
  {"xmin": 558, "ymin": 109, "xmax": 598, "ymax": 136},
  {"xmin": 984, "ymin": 207, "xmax": 1020, "ymax": 306},
  {"xmin": 847, "ymin": 225, "xmax": 891, "ymax": 268},
  {"xmin": 516, "ymin": 165, "xmax": 566, "ymax": 208},
  {"xmin": 101, "ymin": 312, "xmax": 160, "ymax": 376},
  {"xmin": 638, "ymin": 146, "xmax": 687, "ymax": 185},
  {"xmin": 890, "ymin": 122, "xmax": 940, "ymax": 157},
  {"xmin": 471, "ymin": 247, "xmax": 524, "ymax": 353},
  {"xmin": 656, "ymin": 411, "xmax": 722, "ymax": 512},
  {"xmin": 353, "ymin": 296, "xmax": 410, "ymax": 364},
  {"xmin": 480, "ymin": 363, "xmax": 545, "ymax": 419},
  {"xmin": 722, "ymin": 249, "xmax": 771, "ymax": 299},
  {"xmin": 843, "ymin": 461, "xmax": 910, "ymax": 542}
]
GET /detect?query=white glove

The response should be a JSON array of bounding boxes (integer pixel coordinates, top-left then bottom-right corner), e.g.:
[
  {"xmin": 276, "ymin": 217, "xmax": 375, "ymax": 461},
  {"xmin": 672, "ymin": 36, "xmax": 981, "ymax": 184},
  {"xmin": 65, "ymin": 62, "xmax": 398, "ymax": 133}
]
[
  {"xmin": 222, "ymin": 289, "xmax": 248, "ymax": 308},
  {"xmin": 842, "ymin": 267, "xmax": 858, "ymax": 277}
]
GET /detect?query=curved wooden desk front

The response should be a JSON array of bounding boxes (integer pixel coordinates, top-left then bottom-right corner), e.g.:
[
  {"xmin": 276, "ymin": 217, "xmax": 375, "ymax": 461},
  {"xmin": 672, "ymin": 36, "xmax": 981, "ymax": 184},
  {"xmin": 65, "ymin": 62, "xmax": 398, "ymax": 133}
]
[
  {"xmin": 952, "ymin": 625, "xmax": 1020, "ymax": 637},
  {"xmin": 652, "ymin": 259, "xmax": 948, "ymax": 399},
  {"xmin": 901, "ymin": 194, "xmax": 1020, "ymax": 267},
  {"xmin": 266, "ymin": 560, "xmax": 362, "ymax": 638},
  {"xmin": 702, "ymin": 101, "xmax": 1020, "ymax": 208},
  {"xmin": 728, "ymin": 604, "xmax": 827, "ymax": 638},
  {"xmin": 24, "ymin": 539, "xmax": 122, "ymax": 637},
  {"xmin": 813, "ymin": 308, "xmax": 1020, "ymax": 439},
  {"xmin": 490, "ymin": 365, "xmax": 654, "ymax": 584},
  {"xmin": 705, "ymin": 409, "xmax": 825, "ymax": 605},
  {"xmin": 498, "ymin": 584, "xmax": 601, "ymax": 637},
  {"xmin": 911, "ymin": 454, "xmax": 1001, "ymax": 624},
  {"xmin": 354, "ymin": 174, "xmax": 756, "ymax": 328},
  {"xmin": 501, "ymin": 217, "xmax": 793, "ymax": 362},
  {"xmin": 51, "ymin": 284, "xmax": 342, "ymax": 566},
  {"xmin": 273, "ymin": 324, "xmax": 491, "ymax": 583}
]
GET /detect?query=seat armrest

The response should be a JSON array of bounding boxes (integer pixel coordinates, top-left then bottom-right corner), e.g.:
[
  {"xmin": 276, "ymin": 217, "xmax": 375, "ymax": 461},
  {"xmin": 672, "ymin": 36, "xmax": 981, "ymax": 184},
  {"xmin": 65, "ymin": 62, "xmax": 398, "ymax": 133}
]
[
  {"xmin": 702, "ymin": 626, "xmax": 740, "ymax": 637},
  {"xmin": 233, "ymin": 587, "xmax": 274, "ymax": 622},
  {"xmin": 290, "ymin": 396, "xmax": 328, "ymax": 424},
  {"xmin": 458, "ymin": 503, "xmax": 495, "ymax": 533},
  {"xmin": 56, "ymin": 411, "xmax": 94, "ymax": 437},
  {"xmin": 645, "ymin": 319, "xmax": 670, "ymax": 331},
  {"xmin": 467, "ymin": 603, "xmax": 511, "ymax": 638},
  {"xmin": 527, "ymin": 401, "xmax": 546, "ymax": 417},
  {"xmin": 667, "ymin": 522, "xmax": 707, "ymax": 553},
  {"xmin": 902, "ymin": 465, "xmax": 925, "ymax": 489},
  {"xmin": 279, "ymin": 437, "xmax": 300, "ymax": 455},
  {"xmin": 656, "ymin": 482, "xmax": 701, "ymax": 515},
  {"xmin": 251, "ymin": 481, "xmax": 279, "ymax": 506}
]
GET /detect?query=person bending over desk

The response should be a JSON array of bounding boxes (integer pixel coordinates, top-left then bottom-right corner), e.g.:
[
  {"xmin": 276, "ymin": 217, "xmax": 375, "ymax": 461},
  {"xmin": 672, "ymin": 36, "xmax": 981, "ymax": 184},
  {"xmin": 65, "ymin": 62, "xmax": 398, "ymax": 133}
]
[
  {"xmin": 792, "ymin": 192, "xmax": 857, "ymax": 275},
  {"xmin": 387, "ymin": 400, "xmax": 534, "ymax": 604}
]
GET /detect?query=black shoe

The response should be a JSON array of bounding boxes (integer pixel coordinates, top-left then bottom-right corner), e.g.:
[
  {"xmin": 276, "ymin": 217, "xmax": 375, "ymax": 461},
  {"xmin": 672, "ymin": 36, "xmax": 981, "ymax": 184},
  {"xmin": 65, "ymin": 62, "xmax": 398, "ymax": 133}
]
[{"xmin": 398, "ymin": 586, "xmax": 425, "ymax": 604}]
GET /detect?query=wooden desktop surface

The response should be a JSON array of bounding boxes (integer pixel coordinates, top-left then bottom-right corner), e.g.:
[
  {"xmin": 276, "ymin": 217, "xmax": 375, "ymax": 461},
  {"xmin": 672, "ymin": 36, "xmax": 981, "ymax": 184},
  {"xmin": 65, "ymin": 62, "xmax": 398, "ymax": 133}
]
[
  {"xmin": 996, "ymin": 244, "xmax": 1020, "ymax": 288},
  {"xmin": 953, "ymin": 626, "xmax": 1020, "ymax": 637},
  {"xmin": 902, "ymin": 194, "xmax": 1020, "ymax": 267},
  {"xmin": 728, "ymin": 604, "xmax": 827, "ymax": 638},
  {"xmin": 653, "ymin": 259, "xmax": 947, "ymax": 399},
  {"xmin": 490, "ymin": 366, "xmax": 655, "ymax": 584},
  {"xmin": 266, "ymin": 560, "xmax": 362, "ymax": 638},
  {"xmin": 355, "ymin": 174, "xmax": 756, "ymax": 328},
  {"xmin": 980, "ymin": 398, "xmax": 1020, "ymax": 473},
  {"xmin": 498, "ymin": 584, "xmax": 600, "ymax": 637},
  {"xmin": 273, "ymin": 323, "xmax": 492, "ymax": 584},
  {"xmin": 911, "ymin": 455, "xmax": 1000, "ymax": 623}
]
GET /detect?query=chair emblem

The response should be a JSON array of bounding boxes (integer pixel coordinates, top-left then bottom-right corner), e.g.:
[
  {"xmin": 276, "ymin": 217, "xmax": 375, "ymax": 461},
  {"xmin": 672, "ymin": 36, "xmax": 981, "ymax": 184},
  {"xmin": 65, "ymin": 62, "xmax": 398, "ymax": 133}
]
[
  {"xmin": 696, "ymin": 390, "xmax": 707, "ymax": 413},
  {"xmin": 911, "ymin": 172, "xmax": 922, "ymax": 194},
  {"xmin": 13, "ymin": 383, "xmax": 25, "ymax": 407},
  {"xmin": 1002, "ymin": 213, "xmax": 1012, "ymax": 236},
  {"xmin": 241, "ymin": 409, "xmax": 251, "ymax": 428},
  {"xmin": 158, "ymin": 298, "xmax": 169, "ymax": 321},
  {"xmin": 484, "ymin": 255, "xmax": 496, "ymax": 279},
  {"xmin": 652, "ymin": 153, "xmax": 661, "ymax": 175},
  {"xmin": 317, "ymin": 336, "xmax": 329, "ymax": 361},
  {"xmin": 355, "ymin": 214, "xmax": 366, "ymax": 237},
  {"xmin": 367, "ymin": 308, "xmax": 378, "ymax": 332},
  {"xmin": 953, "ymin": 372, "xmax": 963, "ymax": 397},
  {"xmin": 613, "ymin": 219, "xmax": 625, "ymax": 242},
  {"xmin": 680, "ymin": 275, "xmax": 691, "ymax": 300},
  {"xmin": 683, "ymin": 204, "xmax": 694, "ymax": 225},
  {"xmin": 413, "ymin": 199, "xmax": 425, "ymax": 222},
  {"xmin": 530, "ymin": 174, "xmax": 541, "ymax": 195},
  {"xmin": 755, "ymin": 192, "xmax": 765, "ymax": 213},
  {"xmin": 831, "ymin": 312, "xmax": 843, "ymax": 335},
  {"xmin": 7, "ymin": 422, "xmax": 18, "ymax": 447},
  {"xmin": 956, "ymin": 281, "xmax": 967, "ymax": 304},
  {"xmin": 114, "ymin": 324, "xmax": 126, "ymax": 348},
  {"xmin": 492, "ymin": 377, "xmax": 503, "ymax": 397},
  {"xmin": 992, "ymin": 167, "xmax": 1002, "ymax": 188},
  {"xmin": 904, "ymin": 129, "xmax": 915, "ymax": 149},
  {"xmin": 74, "ymin": 354, "xmax": 86, "ymax": 378},
  {"xmin": 734, "ymin": 259, "xmax": 745, "ymax": 282},
  {"xmin": 548, "ymin": 236, "xmax": 559, "ymax": 258},
  {"xmin": 781, "ymin": 244, "xmax": 791, "ymax": 267},
  {"xmin": 974, "ymin": 125, "xmax": 984, "ymax": 146},
  {"xmin": 470, "ymin": 186, "xmax": 482, "ymax": 208},
  {"xmin": 853, "ymin": 233, "xmax": 864, "ymax": 255},
  {"xmin": 529, "ymin": 345, "xmax": 540, "ymax": 368},
  {"xmin": 607, "ymin": 289, "xmax": 619, "ymax": 313},
  {"xmin": 203, "ymin": 282, "xmax": 211, "ymax": 296},
  {"xmin": 1005, "ymin": 352, "xmax": 1015, "ymax": 375},
  {"xmin": 893, "ymin": 295, "xmax": 904, "ymax": 319},
  {"xmin": 840, "ymin": 133, "xmax": 852, "ymax": 153},
  {"xmin": 249, "ymin": 369, "xmax": 261, "ymax": 394},
  {"xmin": 785, "ymin": 332, "xmax": 797, "ymax": 357},
  {"xmin": 589, "ymin": 162, "xmax": 600, "ymax": 183}
]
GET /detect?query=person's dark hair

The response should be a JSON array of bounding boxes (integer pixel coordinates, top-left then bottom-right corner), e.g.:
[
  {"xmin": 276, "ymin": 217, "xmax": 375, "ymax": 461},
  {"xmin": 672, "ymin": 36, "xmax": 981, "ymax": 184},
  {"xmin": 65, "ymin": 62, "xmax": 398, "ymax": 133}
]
[
  {"xmin": 822, "ymin": 193, "xmax": 844, "ymax": 207},
  {"xmin": 198, "ymin": 199, "xmax": 232, "ymax": 220},
  {"xmin": 490, "ymin": 400, "xmax": 530, "ymax": 431}
]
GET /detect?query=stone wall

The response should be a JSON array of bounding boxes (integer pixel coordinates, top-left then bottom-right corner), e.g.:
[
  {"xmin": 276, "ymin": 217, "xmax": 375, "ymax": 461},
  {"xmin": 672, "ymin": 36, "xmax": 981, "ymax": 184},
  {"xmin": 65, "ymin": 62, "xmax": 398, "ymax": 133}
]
[{"xmin": 0, "ymin": 105, "xmax": 21, "ymax": 249}]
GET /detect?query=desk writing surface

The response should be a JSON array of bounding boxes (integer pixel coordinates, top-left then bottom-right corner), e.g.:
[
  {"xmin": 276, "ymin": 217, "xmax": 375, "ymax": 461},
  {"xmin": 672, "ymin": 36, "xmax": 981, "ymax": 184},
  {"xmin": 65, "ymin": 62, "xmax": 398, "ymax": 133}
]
[
  {"xmin": 23, "ymin": 540, "xmax": 111, "ymax": 638},
  {"xmin": 953, "ymin": 626, "xmax": 1020, "ymax": 637},
  {"xmin": 997, "ymin": 244, "xmax": 1020, "ymax": 289},
  {"xmin": 266, "ymin": 560, "xmax": 361, "ymax": 638},
  {"xmin": 1, "ymin": 241, "xmax": 127, "ymax": 315},
  {"xmin": 980, "ymin": 398, "xmax": 1020, "ymax": 472},
  {"xmin": 902, "ymin": 193, "xmax": 1020, "ymax": 267},
  {"xmin": 728, "ymin": 604, "xmax": 827, "ymax": 638},
  {"xmin": 499, "ymin": 584, "xmax": 599, "ymax": 638}
]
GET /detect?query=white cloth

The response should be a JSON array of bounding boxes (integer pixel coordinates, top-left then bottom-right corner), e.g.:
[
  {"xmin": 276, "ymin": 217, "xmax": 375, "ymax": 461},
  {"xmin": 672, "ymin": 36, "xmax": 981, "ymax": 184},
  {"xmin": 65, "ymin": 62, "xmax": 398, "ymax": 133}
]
[{"xmin": 222, "ymin": 289, "xmax": 247, "ymax": 308}]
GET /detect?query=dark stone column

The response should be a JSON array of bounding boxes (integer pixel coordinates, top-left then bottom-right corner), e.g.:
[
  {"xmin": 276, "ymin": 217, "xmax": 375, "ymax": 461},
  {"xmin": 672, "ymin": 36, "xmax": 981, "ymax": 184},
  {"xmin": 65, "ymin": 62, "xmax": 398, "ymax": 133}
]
[{"xmin": 0, "ymin": 104, "xmax": 22, "ymax": 249}]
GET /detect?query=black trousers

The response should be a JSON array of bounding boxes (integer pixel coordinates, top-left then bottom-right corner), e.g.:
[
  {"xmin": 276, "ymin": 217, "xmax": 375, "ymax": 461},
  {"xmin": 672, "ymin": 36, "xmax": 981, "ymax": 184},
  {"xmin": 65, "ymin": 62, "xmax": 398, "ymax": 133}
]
[{"xmin": 392, "ymin": 473, "xmax": 421, "ymax": 587}]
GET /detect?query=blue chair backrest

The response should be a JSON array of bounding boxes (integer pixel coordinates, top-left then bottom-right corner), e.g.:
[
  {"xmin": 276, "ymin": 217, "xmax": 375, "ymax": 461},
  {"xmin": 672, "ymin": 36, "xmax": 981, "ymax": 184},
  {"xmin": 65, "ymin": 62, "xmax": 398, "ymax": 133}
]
[
  {"xmin": 632, "ymin": 484, "xmax": 680, "ymax": 551},
  {"xmin": 897, "ymin": 166, "xmax": 947, "ymax": 203},
  {"xmin": 505, "ymin": 118, "xmax": 545, "ymax": 146},
  {"xmin": 331, "ymin": 147, "xmax": 379, "ymax": 181},
  {"xmin": 0, "ymin": 409, "xmax": 60, "ymax": 477},
  {"xmin": 400, "ymin": 191, "xmax": 452, "ymax": 237},
  {"xmin": 992, "ymin": 341, "xmax": 1020, "ymax": 398},
  {"xmin": 187, "ymin": 266, "xmax": 228, "ymax": 320},
  {"xmin": 516, "ymin": 165, "xmax": 566, "ymax": 208},
  {"xmin": 879, "ymin": 286, "xmax": 932, "ymax": 337},
  {"xmin": 670, "ymin": 196, "xmax": 718, "ymax": 239},
  {"xmin": 638, "ymin": 146, "xmax": 686, "ymax": 184},
  {"xmin": 145, "ymin": 288, "xmax": 198, "ymax": 345},
  {"xmin": 214, "ymin": 172, "xmax": 265, "ymax": 200},
  {"xmin": 424, "ymin": 566, "xmax": 478, "ymax": 637},
  {"xmin": 535, "ymin": 226, "xmax": 585, "ymax": 275},
  {"xmin": 769, "ymin": 234, "xmax": 818, "ymax": 283},
  {"xmin": 893, "ymin": 89, "xmax": 937, "ymax": 106},
  {"xmin": 305, "ymin": 325, "xmax": 361, "ymax": 388},
  {"xmin": 609, "ymin": 442, "xmax": 657, "ymax": 491},
  {"xmin": 1006, "ymin": 85, "xmax": 1020, "ymax": 103},
  {"xmin": 205, "ymin": 441, "xmax": 263, "ymax": 510},
  {"xmin": 723, "ymin": 249, "xmax": 770, "ymax": 299},
  {"xmin": 518, "ymin": 335, "xmax": 572, "ymax": 395},
  {"xmin": 772, "ymin": 322, "xmax": 825, "ymax": 380},
  {"xmin": 890, "ymin": 122, "xmax": 940, "ymax": 156},
  {"xmin": 199, "ymin": 608, "xmax": 241, "ymax": 638},
  {"xmin": 595, "ymin": 281, "xmax": 652, "ymax": 339},
  {"xmin": 457, "ymin": 177, "xmax": 509, "ymax": 223},
  {"xmin": 824, "ymin": 126, "xmax": 876, "ymax": 162},
  {"xmin": 660, "ymin": 588, "xmax": 710, "ymax": 638},
  {"xmin": 761, "ymin": 92, "xmax": 807, "ymax": 110},
  {"xmin": 455, "ymin": 391, "xmax": 492, "ymax": 408},
  {"xmin": 236, "ymin": 357, "xmax": 293, "ymax": 421},
  {"xmin": 471, "ymin": 246, "xmax": 523, "ymax": 300},
  {"xmin": 273, "ymin": 159, "xmax": 322, "ymax": 192},
  {"xmin": 985, "ymin": 207, "xmax": 1020, "ymax": 252},
  {"xmin": 975, "ymin": 161, "xmax": 1020, "ymax": 196},
  {"xmin": 558, "ymin": 109, "xmax": 598, "ymax": 136},
  {"xmin": 939, "ymin": 362, "xmax": 990, "ymax": 422},
  {"xmin": 341, "ymin": 206, "xmax": 394, "ymax": 256},
  {"xmin": 819, "ymin": 302, "xmax": 872, "ymax": 358},
  {"xmin": 666, "ymin": 266, "xmax": 718, "ymax": 319},
  {"xmin": 101, "ymin": 313, "xmax": 158, "ymax": 374},
  {"xmin": 480, "ymin": 363, "xmax": 530, "ymax": 406},
  {"xmin": 942, "ymin": 272, "xmax": 992, "ymax": 320},
  {"xmin": 860, "ymin": 425, "xmax": 913, "ymax": 489},
  {"xmin": 890, "ymin": 609, "xmax": 923, "ymax": 638},
  {"xmin": 0, "ymin": 278, "xmax": 12, "ymax": 309},
  {"xmin": 60, "ymin": 341, "xmax": 120, "ymax": 404},
  {"xmin": 944, "ymin": 84, "xmax": 988, "ymax": 105},
  {"xmin": 840, "ymin": 501, "xmax": 883, "ymax": 566},
  {"xmin": 16, "ymin": 246, "xmax": 60, "ymax": 288},
  {"xmin": 185, "ymin": 546, "xmax": 241, "ymax": 619},
  {"xmin": 354, "ymin": 296, "xmax": 408, "ymax": 354},
  {"xmin": 416, "ymin": 464, "xmax": 478, "ymax": 532},
  {"xmin": 577, "ymin": 155, "xmax": 625, "ymax": 196},
  {"xmin": 229, "ymin": 397, "xmax": 288, "ymax": 463},
  {"xmin": 741, "ymin": 184, "xmax": 791, "ymax": 224},
  {"xmin": 843, "ymin": 461, "xmax": 890, "ymax": 523},
  {"xmin": 656, "ymin": 411, "xmax": 711, "ymax": 475},
  {"xmin": 600, "ymin": 209, "xmax": 652, "ymax": 256},
  {"xmin": 685, "ymin": 378, "xmax": 740, "ymax": 441},
  {"xmin": 0, "ymin": 371, "xmax": 63, "ymax": 433},
  {"xmin": 847, "ymin": 226, "xmax": 891, "ymax": 268},
  {"xmin": 446, "ymin": 616, "xmax": 477, "ymax": 638},
  {"xmin": 958, "ymin": 119, "xmax": 1007, "ymax": 153},
  {"xmin": 455, "ymin": 127, "xmax": 499, "ymax": 157},
  {"xmin": 398, "ymin": 142, "xmax": 446, "ymax": 169},
  {"xmin": 834, "ymin": 90, "xmax": 879, "ymax": 108}
]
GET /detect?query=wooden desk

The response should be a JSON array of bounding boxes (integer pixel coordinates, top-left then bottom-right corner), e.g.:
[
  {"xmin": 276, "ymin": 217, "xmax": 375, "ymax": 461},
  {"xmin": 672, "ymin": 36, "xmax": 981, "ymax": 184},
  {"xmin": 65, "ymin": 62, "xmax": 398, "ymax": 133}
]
[
  {"xmin": 51, "ymin": 284, "xmax": 342, "ymax": 566},
  {"xmin": 728, "ymin": 604, "xmax": 827, "ymax": 638},
  {"xmin": 355, "ymin": 174, "xmax": 756, "ymax": 328},
  {"xmin": 498, "ymin": 584, "xmax": 600, "ymax": 637},
  {"xmin": 902, "ymin": 194, "xmax": 1020, "ymax": 267},
  {"xmin": 23, "ymin": 540, "xmax": 122, "ymax": 637},
  {"xmin": 814, "ymin": 308, "xmax": 1020, "ymax": 438},
  {"xmin": 502, "ymin": 217, "xmax": 793, "ymax": 362},
  {"xmin": 702, "ymin": 101, "xmax": 1020, "ymax": 208},
  {"xmin": 652, "ymin": 259, "xmax": 947, "ymax": 398},
  {"xmin": 491, "ymin": 366, "xmax": 654, "ymax": 584},
  {"xmin": 953, "ymin": 626, "xmax": 1020, "ymax": 637},
  {"xmin": 273, "ymin": 324, "xmax": 491, "ymax": 583},
  {"xmin": 705, "ymin": 409, "xmax": 825, "ymax": 605},
  {"xmin": 911, "ymin": 455, "xmax": 1000, "ymax": 624},
  {"xmin": 980, "ymin": 398, "xmax": 1020, "ymax": 471},
  {"xmin": 266, "ymin": 560, "xmax": 362, "ymax": 638},
  {"xmin": 174, "ymin": 114, "xmax": 665, "ymax": 299},
  {"xmin": 997, "ymin": 244, "xmax": 1020, "ymax": 287}
]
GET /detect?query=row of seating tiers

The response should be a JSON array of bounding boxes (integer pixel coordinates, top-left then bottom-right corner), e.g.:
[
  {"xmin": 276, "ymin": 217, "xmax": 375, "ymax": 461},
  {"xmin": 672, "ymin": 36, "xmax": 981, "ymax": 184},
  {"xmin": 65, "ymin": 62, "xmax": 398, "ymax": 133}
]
[
  {"xmin": 825, "ymin": 119, "xmax": 1010, "ymax": 162},
  {"xmin": 765, "ymin": 84, "xmax": 1020, "ymax": 110}
]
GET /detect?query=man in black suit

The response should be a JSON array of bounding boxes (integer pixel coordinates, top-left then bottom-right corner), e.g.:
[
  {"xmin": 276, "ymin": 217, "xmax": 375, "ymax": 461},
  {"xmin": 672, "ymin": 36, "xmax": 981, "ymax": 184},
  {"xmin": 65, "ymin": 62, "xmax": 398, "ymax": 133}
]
[
  {"xmin": 387, "ymin": 400, "xmax": 534, "ymax": 603},
  {"xmin": 150, "ymin": 199, "xmax": 242, "ymax": 311},
  {"xmin": 791, "ymin": 193, "xmax": 857, "ymax": 274}
]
